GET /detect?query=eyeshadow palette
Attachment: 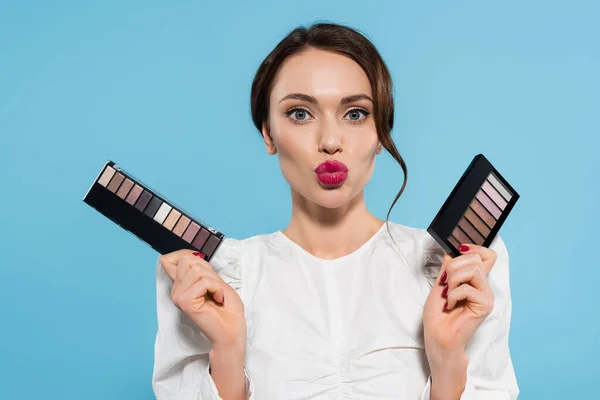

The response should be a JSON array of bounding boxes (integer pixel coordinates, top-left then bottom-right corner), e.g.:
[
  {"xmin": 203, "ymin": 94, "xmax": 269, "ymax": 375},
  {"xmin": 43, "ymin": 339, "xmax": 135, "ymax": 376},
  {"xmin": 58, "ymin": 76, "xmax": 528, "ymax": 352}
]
[
  {"xmin": 83, "ymin": 161, "xmax": 225, "ymax": 261},
  {"xmin": 427, "ymin": 154, "xmax": 519, "ymax": 257}
]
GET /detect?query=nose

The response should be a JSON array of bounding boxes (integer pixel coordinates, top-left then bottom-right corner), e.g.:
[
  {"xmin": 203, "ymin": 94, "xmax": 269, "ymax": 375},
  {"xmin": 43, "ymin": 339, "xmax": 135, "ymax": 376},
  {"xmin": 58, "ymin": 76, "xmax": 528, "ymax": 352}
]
[{"xmin": 318, "ymin": 120, "xmax": 343, "ymax": 155}]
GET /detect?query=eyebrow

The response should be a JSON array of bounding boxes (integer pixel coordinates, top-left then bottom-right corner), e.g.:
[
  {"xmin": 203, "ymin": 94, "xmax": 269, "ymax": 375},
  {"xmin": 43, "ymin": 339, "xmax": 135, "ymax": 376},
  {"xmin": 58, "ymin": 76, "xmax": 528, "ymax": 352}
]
[{"xmin": 278, "ymin": 93, "xmax": 373, "ymax": 105}]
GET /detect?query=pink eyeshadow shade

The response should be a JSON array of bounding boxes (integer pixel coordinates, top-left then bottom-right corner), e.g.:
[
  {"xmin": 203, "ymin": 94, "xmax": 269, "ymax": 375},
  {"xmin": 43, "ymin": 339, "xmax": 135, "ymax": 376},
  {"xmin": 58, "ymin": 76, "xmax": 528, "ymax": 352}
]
[
  {"xmin": 475, "ymin": 190, "xmax": 502, "ymax": 219},
  {"xmin": 482, "ymin": 180, "xmax": 507, "ymax": 210},
  {"xmin": 182, "ymin": 222, "xmax": 201, "ymax": 243},
  {"xmin": 125, "ymin": 184, "xmax": 143, "ymax": 205}
]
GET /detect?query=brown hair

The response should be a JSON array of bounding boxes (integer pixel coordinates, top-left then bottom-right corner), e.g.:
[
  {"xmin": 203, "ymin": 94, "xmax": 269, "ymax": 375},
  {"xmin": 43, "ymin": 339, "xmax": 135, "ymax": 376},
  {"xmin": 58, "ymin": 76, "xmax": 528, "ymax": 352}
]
[{"xmin": 250, "ymin": 22, "xmax": 407, "ymax": 222}]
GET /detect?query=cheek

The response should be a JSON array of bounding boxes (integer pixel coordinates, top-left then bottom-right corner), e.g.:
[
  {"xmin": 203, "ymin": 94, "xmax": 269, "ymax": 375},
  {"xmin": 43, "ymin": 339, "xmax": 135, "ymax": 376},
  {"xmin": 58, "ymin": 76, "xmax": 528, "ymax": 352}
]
[{"xmin": 271, "ymin": 122, "xmax": 315, "ymax": 160}]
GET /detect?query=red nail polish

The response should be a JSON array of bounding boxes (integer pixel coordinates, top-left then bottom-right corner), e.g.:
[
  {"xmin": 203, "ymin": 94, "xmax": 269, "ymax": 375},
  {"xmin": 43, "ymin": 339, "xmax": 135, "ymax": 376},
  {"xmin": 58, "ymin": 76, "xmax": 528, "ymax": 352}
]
[
  {"xmin": 440, "ymin": 271, "xmax": 447, "ymax": 284},
  {"xmin": 443, "ymin": 302, "xmax": 448, "ymax": 311},
  {"xmin": 442, "ymin": 285, "xmax": 448, "ymax": 297},
  {"xmin": 192, "ymin": 252, "xmax": 205, "ymax": 259},
  {"xmin": 458, "ymin": 244, "xmax": 470, "ymax": 253}
]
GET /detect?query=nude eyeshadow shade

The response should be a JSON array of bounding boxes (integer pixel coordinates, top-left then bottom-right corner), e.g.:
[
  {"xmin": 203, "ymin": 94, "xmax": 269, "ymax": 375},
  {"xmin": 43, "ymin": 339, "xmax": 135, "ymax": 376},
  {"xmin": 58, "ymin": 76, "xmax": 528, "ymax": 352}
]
[
  {"xmin": 427, "ymin": 154, "xmax": 519, "ymax": 257},
  {"xmin": 83, "ymin": 161, "xmax": 225, "ymax": 261}
]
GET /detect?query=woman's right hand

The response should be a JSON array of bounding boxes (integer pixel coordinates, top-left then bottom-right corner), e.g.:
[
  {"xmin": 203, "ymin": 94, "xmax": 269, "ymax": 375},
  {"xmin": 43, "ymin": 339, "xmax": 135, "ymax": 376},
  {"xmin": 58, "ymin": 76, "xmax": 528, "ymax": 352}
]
[{"xmin": 159, "ymin": 249, "xmax": 247, "ymax": 350}]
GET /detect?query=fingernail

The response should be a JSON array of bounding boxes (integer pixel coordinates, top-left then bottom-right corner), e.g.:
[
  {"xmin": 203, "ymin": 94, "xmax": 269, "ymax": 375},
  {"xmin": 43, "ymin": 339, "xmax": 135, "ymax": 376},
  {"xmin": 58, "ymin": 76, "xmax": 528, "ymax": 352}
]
[
  {"xmin": 443, "ymin": 302, "xmax": 448, "ymax": 311},
  {"xmin": 458, "ymin": 244, "xmax": 470, "ymax": 253},
  {"xmin": 192, "ymin": 252, "xmax": 205, "ymax": 259},
  {"xmin": 440, "ymin": 271, "xmax": 447, "ymax": 285},
  {"xmin": 442, "ymin": 285, "xmax": 448, "ymax": 297}
]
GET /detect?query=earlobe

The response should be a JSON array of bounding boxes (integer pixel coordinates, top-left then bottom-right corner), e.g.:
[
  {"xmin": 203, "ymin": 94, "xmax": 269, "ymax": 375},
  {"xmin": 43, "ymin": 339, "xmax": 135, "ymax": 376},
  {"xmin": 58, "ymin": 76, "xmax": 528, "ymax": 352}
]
[
  {"xmin": 376, "ymin": 142, "xmax": 383, "ymax": 154},
  {"xmin": 261, "ymin": 122, "xmax": 277, "ymax": 155}
]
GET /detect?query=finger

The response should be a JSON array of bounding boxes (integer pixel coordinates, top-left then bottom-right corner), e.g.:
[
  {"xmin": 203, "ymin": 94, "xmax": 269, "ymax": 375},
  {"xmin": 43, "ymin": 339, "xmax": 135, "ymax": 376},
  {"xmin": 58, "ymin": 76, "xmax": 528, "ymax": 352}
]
[
  {"xmin": 176, "ymin": 263, "xmax": 220, "ymax": 294},
  {"xmin": 179, "ymin": 277, "xmax": 225, "ymax": 310},
  {"xmin": 446, "ymin": 264, "xmax": 488, "ymax": 293},
  {"xmin": 435, "ymin": 253, "xmax": 452, "ymax": 287},
  {"xmin": 446, "ymin": 283, "xmax": 493, "ymax": 314},
  {"xmin": 159, "ymin": 249, "xmax": 203, "ymax": 281},
  {"xmin": 457, "ymin": 243, "xmax": 497, "ymax": 274},
  {"xmin": 175, "ymin": 252, "xmax": 208, "ymax": 283}
]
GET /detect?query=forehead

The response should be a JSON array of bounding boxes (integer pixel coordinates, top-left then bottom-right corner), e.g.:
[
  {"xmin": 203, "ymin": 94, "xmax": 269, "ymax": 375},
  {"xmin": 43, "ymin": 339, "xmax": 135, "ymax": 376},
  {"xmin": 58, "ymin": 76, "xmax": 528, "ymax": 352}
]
[{"xmin": 271, "ymin": 48, "xmax": 372, "ymax": 100}]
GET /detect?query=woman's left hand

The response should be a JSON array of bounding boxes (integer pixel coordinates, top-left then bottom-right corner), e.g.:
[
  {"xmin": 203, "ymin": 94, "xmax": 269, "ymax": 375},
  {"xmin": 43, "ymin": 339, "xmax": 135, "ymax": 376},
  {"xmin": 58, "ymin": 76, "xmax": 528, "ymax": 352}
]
[{"xmin": 422, "ymin": 244, "xmax": 498, "ymax": 364}]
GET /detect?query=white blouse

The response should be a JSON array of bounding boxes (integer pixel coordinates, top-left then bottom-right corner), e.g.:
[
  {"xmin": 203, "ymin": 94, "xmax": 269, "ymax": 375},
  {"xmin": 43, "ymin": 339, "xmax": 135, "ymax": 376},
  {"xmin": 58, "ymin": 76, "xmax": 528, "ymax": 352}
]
[{"xmin": 152, "ymin": 221, "xmax": 519, "ymax": 399}]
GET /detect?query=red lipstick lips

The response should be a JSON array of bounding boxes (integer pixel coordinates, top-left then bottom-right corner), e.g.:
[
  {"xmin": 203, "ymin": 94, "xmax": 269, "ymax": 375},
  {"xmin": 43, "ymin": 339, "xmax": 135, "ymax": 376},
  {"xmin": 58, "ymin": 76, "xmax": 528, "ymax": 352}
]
[{"xmin": 314, "ymin": 160, "xmax": 349, "ymax": 186}]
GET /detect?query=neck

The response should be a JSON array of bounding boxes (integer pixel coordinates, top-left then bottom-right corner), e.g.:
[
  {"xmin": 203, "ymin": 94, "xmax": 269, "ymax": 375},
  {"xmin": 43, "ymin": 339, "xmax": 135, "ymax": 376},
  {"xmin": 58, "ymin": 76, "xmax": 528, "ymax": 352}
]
[{"xmin": 282, "ymin": 189, "xmax": 385, "ymax": 260}]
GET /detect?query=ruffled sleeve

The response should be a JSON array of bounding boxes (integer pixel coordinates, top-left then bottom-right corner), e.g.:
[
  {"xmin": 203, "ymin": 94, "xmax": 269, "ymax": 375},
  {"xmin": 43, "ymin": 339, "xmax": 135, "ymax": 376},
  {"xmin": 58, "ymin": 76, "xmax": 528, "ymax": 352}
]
[
  {"xmin": 152, "ymin": 238, "xmax": 255, "ymax": 400},
  {"xmin": 418, "ymin": 233, "xmax": 520, "ymax": 399}
]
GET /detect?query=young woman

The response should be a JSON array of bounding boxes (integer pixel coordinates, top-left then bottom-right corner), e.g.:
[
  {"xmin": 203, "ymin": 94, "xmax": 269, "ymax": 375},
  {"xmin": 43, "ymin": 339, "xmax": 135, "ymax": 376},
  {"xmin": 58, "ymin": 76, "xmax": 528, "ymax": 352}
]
[{"xmin": 152, "ymin": 23, "xmax": 519, "ymax": 400}]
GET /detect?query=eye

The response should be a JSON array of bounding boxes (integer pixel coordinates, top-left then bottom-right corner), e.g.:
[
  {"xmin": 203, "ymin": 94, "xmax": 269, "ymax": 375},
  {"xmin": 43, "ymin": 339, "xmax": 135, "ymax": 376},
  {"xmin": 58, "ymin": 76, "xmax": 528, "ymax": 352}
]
[
  {"xmin": 345, "ymin": 108, "xmax": 370, "ymax": 123},
  {"xmin": 285, "ymin": 107, "xmax": 313, "ymax": 123}
]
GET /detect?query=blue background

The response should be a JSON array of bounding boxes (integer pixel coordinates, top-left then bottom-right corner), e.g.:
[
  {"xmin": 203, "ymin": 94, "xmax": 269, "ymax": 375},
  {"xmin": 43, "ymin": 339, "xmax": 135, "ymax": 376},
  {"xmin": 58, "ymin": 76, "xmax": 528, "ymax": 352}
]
[{"xmin": 1, "ymin": 1, "xmax": 598, "ymax": 398}]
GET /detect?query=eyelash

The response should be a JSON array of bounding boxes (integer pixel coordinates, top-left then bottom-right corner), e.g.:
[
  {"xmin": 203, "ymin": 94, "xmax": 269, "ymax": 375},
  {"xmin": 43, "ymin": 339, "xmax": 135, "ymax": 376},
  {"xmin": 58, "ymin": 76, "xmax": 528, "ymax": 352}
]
[{"xmin": 285, "ymin": 107, "xmax": 371, "ymax": 125}]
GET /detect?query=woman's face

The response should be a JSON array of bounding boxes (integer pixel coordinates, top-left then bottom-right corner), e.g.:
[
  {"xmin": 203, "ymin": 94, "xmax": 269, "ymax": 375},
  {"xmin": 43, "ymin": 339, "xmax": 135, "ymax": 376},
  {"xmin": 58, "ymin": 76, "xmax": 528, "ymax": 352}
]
[{"xmin": 263, "ymin": 48, "xmax": 382, "ymax": 209}]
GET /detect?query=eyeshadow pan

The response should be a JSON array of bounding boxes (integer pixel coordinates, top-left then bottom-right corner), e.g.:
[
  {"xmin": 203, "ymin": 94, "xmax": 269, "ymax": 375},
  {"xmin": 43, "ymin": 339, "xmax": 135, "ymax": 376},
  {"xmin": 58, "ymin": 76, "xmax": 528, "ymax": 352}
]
[
  {"xmin": 182, "ymin": 222, "xmax": 201, "ymax": 243},
  {"xmin": 163, "ymin": 209, "xmax": 181, "ymax": 230},
  {"xmin": 192, "ymin": 228, "xmax": 210, "ymax": 249},
  {"xmin": 452, "ymin": 226, "xmax": 472, "ymax": 245},
  {"xmin": 98, "ymin": 166, "xmax": 116, "ymax": 187},
  {"xmin": 107, "ymin": 172, "xmax": 125, "ymax": 193},
  {"xmin": 475, "ymin": 190, "xmax": 502, "ymax": 219},
  {"xmin": 458, "ymin": 217, "xmax": 485, "ymax": 245},
  {"xmin": 85, "ymin": 160, "xmax": 227, "ymax": 261},
  {"xmin": 448, "ymin": 235, "xmax": 461, "ymax": 249},
  {"xmin": 482, "ymin": 180, "xmax": 507, "ymax": 210},
  {"xmin": 470, "ymin": 198, "xmax": 496, "ymax": 228},
  {"xmin": 488, "ymin": 172, "xmax": 512, "ymax": 202},
  {"xmin": 125, "ymin": 184, "xmax": 143, "ymax": 205},
  {"xmin": 134, "ymin": 190, "xmax": 153, "ymax": 211},
  {"xmin": 153, "ymin": 202, "xmax": 172, "ymax": 224},
  {"xmin": 144, "ymin": 196, "xmax": 162, "ymax": 218},
  {"xmin": 172, "ymin": 215, "xmax": 191, "ymax": 237},
  {"xmin": 201, "ymin": 235, "xmax": 220, "ymax": 259},
  {"xmin": 116, "ymin": 178, "xmax": 134, "ymax": 199},
  {"xmin": 427, "ymin": 154, "xmax": 519, "ymax": 258},
  {"xmin": 464, "ymin": 207, "xmax": 491, "ymax": 237}
]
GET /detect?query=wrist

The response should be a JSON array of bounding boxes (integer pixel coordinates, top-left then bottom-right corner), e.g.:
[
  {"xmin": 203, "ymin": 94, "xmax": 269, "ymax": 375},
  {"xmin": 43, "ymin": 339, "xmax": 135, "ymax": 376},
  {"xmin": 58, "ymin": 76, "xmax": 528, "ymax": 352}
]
[
  {"xmin": 209, "ymin": 344, "xmax": 248, "ymax": 400},
  {"xmin": 428, "ymin": 351, "xmax": 469, "ymax": 400}
]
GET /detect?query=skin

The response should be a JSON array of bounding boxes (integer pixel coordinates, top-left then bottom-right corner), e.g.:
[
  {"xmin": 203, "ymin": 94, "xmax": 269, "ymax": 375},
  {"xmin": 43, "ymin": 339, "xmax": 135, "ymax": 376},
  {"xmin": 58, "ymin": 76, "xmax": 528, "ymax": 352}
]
[
  {"xmin": 262, "ymin": 48, "xmax": 384, "ymax": 259},
  {"xmin": 160, "ymin": 47, "xmax": 498, "ymax": 400}
]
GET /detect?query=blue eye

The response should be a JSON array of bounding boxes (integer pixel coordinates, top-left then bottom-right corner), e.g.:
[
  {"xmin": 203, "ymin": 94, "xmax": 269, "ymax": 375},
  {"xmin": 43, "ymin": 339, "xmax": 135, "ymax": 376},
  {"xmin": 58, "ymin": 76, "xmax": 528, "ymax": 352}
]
[
  {"xmin": 285, "ymin": 107, "xmax": 370, "ymax": 124},
  {"xmin": 345, "ymin": 108, "xmax": 369, "ymax": 122},
  {"xmin": 291, "ymin": 109, "xmax": 310, "ymax": 121}
]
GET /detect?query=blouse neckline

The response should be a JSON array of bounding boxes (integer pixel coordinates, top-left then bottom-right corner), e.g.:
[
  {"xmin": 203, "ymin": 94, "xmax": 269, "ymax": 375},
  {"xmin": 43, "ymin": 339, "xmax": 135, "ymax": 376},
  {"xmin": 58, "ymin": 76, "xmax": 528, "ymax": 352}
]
[{"xmin": 274, "ymin": 221, "xmax": 388, "ymax": 264}]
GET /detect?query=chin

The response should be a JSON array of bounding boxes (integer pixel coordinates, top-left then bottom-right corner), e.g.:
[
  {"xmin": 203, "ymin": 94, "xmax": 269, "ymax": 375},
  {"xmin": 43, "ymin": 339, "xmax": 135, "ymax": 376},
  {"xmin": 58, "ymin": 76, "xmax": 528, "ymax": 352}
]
[{"xmin": 312, "ymin": 187, "xmax": 357, "ymax": 209}]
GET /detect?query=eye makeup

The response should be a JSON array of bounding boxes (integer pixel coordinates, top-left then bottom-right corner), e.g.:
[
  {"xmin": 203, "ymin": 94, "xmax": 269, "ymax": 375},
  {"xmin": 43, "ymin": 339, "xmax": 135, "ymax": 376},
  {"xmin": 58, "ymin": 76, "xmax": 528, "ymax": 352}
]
[
  {"xmin": 83, "ymin": 161, "xmax": 225, "ymax": 261},
  {"xmin": 427, "ymin": 154, "xmax": 519, "ymax": 257}
]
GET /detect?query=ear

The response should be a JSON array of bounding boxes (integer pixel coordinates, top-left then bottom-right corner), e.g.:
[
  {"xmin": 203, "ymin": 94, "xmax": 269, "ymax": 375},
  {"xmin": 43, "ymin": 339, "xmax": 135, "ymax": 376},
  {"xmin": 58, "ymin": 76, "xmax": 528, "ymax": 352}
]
[
  {"xmin": 376, "ymin": 142, "xmax": 383, "ymax": 154},
  {"xmin": 262, "ymin": 122, "xmax": 277, "ymax": 155}
]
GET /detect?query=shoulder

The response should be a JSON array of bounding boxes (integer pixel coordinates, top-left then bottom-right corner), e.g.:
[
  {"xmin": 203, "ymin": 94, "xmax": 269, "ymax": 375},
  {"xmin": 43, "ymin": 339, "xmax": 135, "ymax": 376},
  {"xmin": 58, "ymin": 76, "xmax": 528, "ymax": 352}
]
[
  {"xmin": 208, "ymin": 231, "xmax": 280, "ymax": 274},
  {"xmin": 380, "ymin": 221, "xmax": 441, "ymax": 278}
]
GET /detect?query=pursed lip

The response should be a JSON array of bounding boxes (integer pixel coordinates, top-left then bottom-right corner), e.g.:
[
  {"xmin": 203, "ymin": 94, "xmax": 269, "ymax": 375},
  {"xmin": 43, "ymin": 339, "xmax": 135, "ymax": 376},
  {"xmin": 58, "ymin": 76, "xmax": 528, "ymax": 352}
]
[
  {"xmin": 314, "ymin": 160, "xmax": 349, "ymax": 174},
  {"xmin": 314, "ymin": 160, "xmax": 349, "ymax": 186}
]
